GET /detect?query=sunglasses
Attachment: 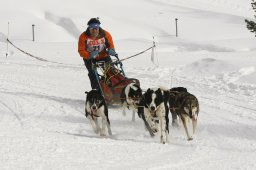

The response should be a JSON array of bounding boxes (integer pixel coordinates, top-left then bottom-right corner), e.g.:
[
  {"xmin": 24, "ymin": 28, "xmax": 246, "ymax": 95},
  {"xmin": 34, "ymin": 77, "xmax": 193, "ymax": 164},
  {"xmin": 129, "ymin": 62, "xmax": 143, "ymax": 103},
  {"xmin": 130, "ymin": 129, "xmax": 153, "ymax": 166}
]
[{"xmin": 89, "ymin": 27, "xmax": 99, "ymax": 31}]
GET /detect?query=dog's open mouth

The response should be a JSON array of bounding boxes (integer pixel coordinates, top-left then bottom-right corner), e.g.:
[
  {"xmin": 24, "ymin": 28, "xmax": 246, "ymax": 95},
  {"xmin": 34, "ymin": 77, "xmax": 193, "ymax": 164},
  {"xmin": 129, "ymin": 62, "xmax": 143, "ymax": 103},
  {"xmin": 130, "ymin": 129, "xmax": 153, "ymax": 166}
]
[
  {"xmin": 91, "ymin": 106, "xmax": 99, "ymax": 115},
  {"xmin": 150, "ymin": 110, "xmax": 157, "ymax": 118},
  {"xmin": 149, "ymin": 106, "xmax": 157, "ymax": 117},
  {"xmin": 90, "ymin": 107, "xmax": 100, "ymax": 119}
]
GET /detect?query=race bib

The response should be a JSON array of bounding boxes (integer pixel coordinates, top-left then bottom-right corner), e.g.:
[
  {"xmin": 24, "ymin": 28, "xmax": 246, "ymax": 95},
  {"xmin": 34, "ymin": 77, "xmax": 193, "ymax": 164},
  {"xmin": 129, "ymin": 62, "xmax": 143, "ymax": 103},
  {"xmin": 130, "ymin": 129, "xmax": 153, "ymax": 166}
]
[{"xmin": 87, "ymin": 38, "xmax": 106, "ymax": 52}]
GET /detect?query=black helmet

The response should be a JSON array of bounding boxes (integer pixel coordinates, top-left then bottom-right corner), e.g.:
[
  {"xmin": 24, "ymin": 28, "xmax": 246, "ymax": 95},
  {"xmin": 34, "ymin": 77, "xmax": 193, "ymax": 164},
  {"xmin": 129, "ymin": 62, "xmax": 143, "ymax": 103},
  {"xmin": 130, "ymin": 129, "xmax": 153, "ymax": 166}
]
[{"xmin": 87, "ymin": 17, "xmax": 101, "ymax": 28}]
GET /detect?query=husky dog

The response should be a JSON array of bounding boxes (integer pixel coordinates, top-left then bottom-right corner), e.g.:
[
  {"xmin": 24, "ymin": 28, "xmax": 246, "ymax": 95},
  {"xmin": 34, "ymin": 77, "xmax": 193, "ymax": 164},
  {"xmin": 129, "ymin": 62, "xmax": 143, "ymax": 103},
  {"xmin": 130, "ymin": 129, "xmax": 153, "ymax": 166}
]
[
  {"xmin": 85, "ymin": 89, "xmax": 112, "ymax": 136},
  {"xmin": 169, "ymin": 87, "xmax": 188, "ymax": 126},
  {"xmin": 169, "ymin": 88, "xmax": 199, "ymax": 141},
  {"xmin": 139, "ymin": 88, "xmax": 170, "ymax": 144},
  {"xmin": 120, "ymin": 83, "xmax": 142, "ymax": 121}
]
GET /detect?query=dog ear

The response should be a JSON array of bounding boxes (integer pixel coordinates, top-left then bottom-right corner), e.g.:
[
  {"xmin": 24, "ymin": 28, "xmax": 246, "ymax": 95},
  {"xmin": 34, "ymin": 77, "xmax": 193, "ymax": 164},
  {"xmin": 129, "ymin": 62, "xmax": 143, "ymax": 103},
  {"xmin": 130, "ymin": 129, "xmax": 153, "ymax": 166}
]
[
  {"xmin": 146, "ymin": 88, "xmax": 151, "ymax": 93},
  {"xmin": 156, "ymin": 88, "xmax": 162, "ymax": 95},
  {"xmin": 181, "ymin": 87, "xmax": 188, "ymax": 92},
  {"xmin": 144, "ymin": 88, "xmax": 151, "ymax": 97}
]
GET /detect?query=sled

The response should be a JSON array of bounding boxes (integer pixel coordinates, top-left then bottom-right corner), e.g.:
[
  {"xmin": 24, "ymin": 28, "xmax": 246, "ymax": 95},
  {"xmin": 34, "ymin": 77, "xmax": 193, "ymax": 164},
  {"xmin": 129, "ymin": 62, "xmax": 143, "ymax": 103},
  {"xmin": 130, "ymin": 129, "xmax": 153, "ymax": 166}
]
[{"xmin": 92, "ymin": 56, "xmax": 140, "ymax": 105}]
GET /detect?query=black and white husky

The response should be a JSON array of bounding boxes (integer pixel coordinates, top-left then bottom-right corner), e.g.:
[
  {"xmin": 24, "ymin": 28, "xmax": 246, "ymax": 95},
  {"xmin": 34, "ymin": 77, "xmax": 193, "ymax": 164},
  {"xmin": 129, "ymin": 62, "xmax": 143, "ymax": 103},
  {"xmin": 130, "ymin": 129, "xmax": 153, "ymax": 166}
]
[
  {"xmin": 139, "ymin": 88, "xmax": 170, "ymax": 144},
  {"xmin": 85, "ymin": 89, "xmax": 112, "ymax": 136},
  {"xmin": 120, "ymin": 83, "xmax": 142, "ymax": 121},
  {"xmin": 169, "ymin": 87, "xmax": 199, "ymax": 141}
]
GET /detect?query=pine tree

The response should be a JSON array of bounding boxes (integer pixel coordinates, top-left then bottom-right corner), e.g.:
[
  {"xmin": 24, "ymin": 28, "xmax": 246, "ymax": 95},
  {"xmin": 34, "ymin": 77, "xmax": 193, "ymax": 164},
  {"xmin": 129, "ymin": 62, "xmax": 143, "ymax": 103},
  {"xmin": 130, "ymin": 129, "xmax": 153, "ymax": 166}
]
[{"xmin": 245, "ymin": 0, "xmax": 256, "ymax": 36}]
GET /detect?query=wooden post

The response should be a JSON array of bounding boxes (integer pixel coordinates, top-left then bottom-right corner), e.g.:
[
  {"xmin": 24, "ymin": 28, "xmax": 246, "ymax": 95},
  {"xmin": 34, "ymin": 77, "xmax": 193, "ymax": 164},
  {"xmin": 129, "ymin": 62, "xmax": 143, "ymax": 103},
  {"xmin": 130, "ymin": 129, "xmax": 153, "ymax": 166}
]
[
  {"xmin": 175, "ymin": 18, "xmax": 178, "ymax": 37},
  {"xmin": 32, "ymin": 24, "xmax": 35, "ymax": 41}
]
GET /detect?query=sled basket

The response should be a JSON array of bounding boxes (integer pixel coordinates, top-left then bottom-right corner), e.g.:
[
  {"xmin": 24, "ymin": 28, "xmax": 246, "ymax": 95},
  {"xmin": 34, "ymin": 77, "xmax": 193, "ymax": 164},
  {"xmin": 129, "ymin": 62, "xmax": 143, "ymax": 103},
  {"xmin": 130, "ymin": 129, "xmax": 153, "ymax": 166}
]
[{"xmin": 94, "ymin": 59, "xmax": 140, "ymax": 104}]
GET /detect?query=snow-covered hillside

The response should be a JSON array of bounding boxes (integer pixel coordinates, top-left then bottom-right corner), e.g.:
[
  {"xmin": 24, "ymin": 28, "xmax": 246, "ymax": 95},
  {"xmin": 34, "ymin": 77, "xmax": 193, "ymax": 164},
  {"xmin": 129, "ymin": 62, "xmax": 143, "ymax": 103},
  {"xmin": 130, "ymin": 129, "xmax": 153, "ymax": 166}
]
[{"xmin": 0, "ymin": 0, "xmax": 256, "ymax": 169}]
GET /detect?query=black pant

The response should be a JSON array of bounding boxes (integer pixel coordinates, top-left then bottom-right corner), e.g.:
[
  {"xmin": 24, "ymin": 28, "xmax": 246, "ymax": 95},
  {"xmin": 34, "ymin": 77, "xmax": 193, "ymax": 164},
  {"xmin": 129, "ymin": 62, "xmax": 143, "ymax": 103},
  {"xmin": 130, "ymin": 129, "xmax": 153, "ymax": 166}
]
[{"xmin": 83, "ymin": 56, "xmax": 112, "ymax": 89}]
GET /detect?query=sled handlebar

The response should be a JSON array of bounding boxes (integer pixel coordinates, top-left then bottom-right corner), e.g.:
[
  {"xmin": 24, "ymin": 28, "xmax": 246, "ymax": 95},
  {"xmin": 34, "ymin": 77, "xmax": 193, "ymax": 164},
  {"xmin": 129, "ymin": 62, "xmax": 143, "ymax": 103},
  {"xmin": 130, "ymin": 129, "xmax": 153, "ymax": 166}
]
[
  {"xmin": 111, "ymin": 60, "xmax": 123, "ymax": 66},
  {"xmin": 93, "ymin": 59, "xmax": 122, "ymax": 69},
  {"xmin": 93, "ymin": 57, "xmax": 126, "ymax": 77}
]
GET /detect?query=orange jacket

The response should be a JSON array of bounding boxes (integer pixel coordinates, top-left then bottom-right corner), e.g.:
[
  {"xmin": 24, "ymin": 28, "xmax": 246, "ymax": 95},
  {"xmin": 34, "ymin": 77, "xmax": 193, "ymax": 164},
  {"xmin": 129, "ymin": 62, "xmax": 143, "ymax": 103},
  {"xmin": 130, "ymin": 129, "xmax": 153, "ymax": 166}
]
[{"xmin": 78, "ymin": 28, "xmax": 115, "ymax": 60}]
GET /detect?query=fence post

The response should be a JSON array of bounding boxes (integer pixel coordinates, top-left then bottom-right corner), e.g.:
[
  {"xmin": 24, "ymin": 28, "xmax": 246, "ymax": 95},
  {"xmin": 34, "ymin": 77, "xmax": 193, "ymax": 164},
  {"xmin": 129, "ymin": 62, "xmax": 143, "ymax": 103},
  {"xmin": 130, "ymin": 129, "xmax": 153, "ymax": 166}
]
[
  {"xmin": 175, "ymin": 18, "xmax": 178, "ymax": 37},
  {"xmin": 32, "ymin": 24, "xmax": 35, "ymax": 41}
]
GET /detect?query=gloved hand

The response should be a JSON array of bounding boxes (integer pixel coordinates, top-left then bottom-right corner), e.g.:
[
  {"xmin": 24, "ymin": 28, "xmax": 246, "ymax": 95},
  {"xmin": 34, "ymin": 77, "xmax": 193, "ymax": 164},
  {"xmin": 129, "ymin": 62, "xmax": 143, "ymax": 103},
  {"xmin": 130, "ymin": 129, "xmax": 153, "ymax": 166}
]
[
  {"xmin": 91, "ymin": 59, "xmax": 97, "ymax": 64},
  {"xmin": 89, "ymin": 50, "xmax": 99, "ymax": 59},
  {"xmin": 108, "ymin": 49, "xmax": 118, "ymax": 57}
]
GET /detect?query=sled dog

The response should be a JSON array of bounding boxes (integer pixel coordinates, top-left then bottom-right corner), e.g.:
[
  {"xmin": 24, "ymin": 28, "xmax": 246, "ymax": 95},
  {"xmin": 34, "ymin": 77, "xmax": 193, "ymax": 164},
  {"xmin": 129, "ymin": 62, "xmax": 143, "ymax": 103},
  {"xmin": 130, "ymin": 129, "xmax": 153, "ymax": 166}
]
[
  {"xmin": 169, "ymin": 88, "xmax": 199, "ymax": 141},
  {"xmin": 139, "ymin": 88, "xmax": 170, "ymax": 144},
  {"xmin": 85, "ymin": 89, "xmax": 112, "ymax": 136},
  {"xmin": 120, "ymin": 83, "xmax": 142, "ymax": 121},
  {"xmin": 169, "ymin": 87, "xmax": 188, "ymax": 126}
]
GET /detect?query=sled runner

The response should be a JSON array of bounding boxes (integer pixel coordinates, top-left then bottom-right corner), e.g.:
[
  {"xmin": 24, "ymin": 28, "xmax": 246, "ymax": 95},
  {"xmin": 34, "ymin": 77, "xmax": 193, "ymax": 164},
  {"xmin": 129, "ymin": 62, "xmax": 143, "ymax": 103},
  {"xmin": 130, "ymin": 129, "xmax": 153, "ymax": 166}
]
[{"xmin": 92, "ymin": 56, "xmax": 140, "ymax": 104}]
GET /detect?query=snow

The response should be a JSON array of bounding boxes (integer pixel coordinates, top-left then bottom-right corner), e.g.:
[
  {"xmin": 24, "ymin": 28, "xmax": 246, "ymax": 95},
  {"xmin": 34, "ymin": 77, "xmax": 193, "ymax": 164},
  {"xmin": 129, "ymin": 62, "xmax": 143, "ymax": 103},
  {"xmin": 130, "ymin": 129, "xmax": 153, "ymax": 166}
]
[{"xmin": 1, "ymin": 0, "xmax": 256, "ymax": 169}]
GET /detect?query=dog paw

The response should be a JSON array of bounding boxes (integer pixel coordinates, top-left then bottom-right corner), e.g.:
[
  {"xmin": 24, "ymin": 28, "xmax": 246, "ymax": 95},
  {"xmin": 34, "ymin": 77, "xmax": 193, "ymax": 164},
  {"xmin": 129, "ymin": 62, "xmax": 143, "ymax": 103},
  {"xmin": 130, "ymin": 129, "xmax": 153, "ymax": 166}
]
[
  {"xmin": 93, "ymin": 128, "xmax": 99, "ymax": 134},
  {"xmin": 172, "ymin": 121, "xmax": 179, "ymax": 127},
  {"xmin": 150, "ymin": 124, "xmax": 159, "ymax": 133},
  {"xmin": 100, "ymin": 130, "xmax": 107, "ymax": 136},
  {"xmin": 108, "ymin": 129, "xmax": 112, "ymax": 136},
  {"xmin": 161, "ymin": 136, "xmax": 167, "ymax": 144},
  {"xmin": 152, "ymin": 128, "xmax": 158, "ymax": 133},
  {"xmin": 122, "ymin": 109, "xmax": 126, "ymax": 116},
  {"xmin": 100, "ymin": 132, "xmax": 106, "ymax": 136},
  {"xmin": 187, "ymin": 137, "xmax": 193, "ymax": 141}
]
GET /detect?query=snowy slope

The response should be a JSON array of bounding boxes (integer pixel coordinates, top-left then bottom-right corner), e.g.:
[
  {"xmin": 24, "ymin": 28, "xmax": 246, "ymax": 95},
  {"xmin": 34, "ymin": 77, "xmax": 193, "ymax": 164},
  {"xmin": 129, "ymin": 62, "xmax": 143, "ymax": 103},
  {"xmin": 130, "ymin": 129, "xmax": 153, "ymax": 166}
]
[{"xmin": 1, "ymin": 0, "xmax": 256, "ymax": 169}]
